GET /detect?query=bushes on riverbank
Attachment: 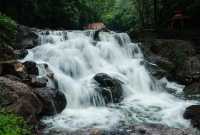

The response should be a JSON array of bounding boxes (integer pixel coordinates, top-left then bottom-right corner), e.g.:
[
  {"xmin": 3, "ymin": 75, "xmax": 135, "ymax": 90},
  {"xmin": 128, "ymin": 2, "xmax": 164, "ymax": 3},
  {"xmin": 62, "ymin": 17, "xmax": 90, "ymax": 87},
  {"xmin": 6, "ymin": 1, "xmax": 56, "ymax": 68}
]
[
  {"xmin": 0, "ymin": 110, "xmax": 31, "ymax": 135},
  {"xmin": 0, "ymin": 12, "xmax": 17, "ymax": 47}
]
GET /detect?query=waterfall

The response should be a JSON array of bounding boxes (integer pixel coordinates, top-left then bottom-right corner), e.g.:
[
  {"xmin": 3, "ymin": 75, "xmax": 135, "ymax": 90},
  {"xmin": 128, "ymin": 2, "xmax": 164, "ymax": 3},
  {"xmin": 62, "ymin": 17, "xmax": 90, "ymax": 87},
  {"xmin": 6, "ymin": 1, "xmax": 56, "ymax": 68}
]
[{"xmin": 23, "ymin": 30, "xmax": 195, "ymax": 131}]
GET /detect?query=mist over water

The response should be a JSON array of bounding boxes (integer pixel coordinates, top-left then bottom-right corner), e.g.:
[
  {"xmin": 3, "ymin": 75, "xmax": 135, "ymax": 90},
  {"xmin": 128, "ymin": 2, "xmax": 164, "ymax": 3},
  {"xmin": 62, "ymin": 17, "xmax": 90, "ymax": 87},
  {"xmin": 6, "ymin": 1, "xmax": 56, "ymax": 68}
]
[{"xmin": 24, "ymin": 30, "xmax": 195, "ymax": 131}]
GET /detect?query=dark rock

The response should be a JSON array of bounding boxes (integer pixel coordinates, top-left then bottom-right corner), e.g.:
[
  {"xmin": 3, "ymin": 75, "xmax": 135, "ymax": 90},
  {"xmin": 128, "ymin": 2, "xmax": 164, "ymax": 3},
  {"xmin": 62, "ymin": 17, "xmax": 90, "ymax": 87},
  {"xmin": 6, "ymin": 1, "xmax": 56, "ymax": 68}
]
[
  {"xmin": 0, "ymin": 61, "xmax": 40, "ymax": 83},
  {"xmin": 0, "ymin": 45, "xmax": 16, "ymax": 61},
  {"xmin": 146, "ymin": 55, "xmax": 175, "ymax": 80},
  {"xmin": 148, "ymin": 56, "xmax": 175, "ymax": 73},
  {"xmin": 184, "ymin": 82, "xmax": 200, "ymax": 99},
  {"xmin": 4, "ymin": 74, "xmax": 22, "ymax": 81},
  {"xmin": 149, "ymin": 39, "xmax": 195, "ymax": 61},
  {"xmin": 0, "ymin": 77, "xmax": 43, "ymax": 124},
  {"xmin": 34, "ymin": 87, "xmax": 66, "ymax": 116},
  {"xmin": 94, "ymin": 28, "xmax": 111, "ymax": 41},
  {"xmin": 176, "ymin": 57, "xmax": 200, "ymax": 85},
  {"xmin": 184, "ymin": 105, "xmax": 200, "ymax": 129},
  {"xmin": 23, "ymin": 61, "xmax": 39, "ymax": 75},
  {"xmin": 0, "ymin": 61, "xmax": 29, "ymax": 79},
  {"xmin": 145, "ymin": 62, "xmax": 169, "ymax": 80},
  {"xmin": 15, "ymin": 25, "xmax": 39, "ymax": 50},
  {"xmin": 14, "ymin": 49, "xmax": 28, "ymax": 59},
  {"xmin": 93, "ymin": 73, "xmax": 123, "ymax": 104},
  {"xmin": 28, "ymin": 76, "xmax": 48, "ymax": 88},
  {"xmin": 140, "ymin": 39, "xmax": 198, "ymax": 84},
  {"xmin": 0, "ymin": 77, "xmax": 66, "ymax": 125}
]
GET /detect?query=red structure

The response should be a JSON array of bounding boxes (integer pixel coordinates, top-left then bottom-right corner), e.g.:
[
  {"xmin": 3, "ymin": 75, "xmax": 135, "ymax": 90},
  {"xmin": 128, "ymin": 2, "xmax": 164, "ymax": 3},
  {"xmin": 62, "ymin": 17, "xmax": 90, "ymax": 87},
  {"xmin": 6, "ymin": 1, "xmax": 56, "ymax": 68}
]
[
  {"xmin": 84, "ymin": 22, "xmax": 106, "ymax": 30},
  {"xmin": 170, "ymin": 9, "xmax": 190, "ymax": 30}
]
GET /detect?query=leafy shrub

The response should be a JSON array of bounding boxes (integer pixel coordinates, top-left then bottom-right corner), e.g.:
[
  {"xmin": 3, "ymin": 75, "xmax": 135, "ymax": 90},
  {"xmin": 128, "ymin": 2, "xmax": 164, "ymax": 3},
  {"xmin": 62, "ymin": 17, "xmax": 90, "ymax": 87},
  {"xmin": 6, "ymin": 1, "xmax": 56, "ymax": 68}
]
[
  {"xmin": 0, "ymin": 12, "xmax": 17, "ymax": 47},
  {"xmin": 0, "ymin": 13, "xmax": 16, "ymax": 33},
  {"xmin": 0, "ymin": 110, "xmax": 31, "ymax": 135}
]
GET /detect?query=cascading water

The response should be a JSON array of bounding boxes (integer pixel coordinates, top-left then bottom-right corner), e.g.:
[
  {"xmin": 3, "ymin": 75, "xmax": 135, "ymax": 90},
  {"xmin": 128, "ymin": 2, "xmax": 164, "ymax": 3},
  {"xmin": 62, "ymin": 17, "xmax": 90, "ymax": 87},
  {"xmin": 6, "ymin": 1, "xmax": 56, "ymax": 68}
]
[{"xmin": 23, "ymin": 30, "xmax": 196, "ymax": 131}]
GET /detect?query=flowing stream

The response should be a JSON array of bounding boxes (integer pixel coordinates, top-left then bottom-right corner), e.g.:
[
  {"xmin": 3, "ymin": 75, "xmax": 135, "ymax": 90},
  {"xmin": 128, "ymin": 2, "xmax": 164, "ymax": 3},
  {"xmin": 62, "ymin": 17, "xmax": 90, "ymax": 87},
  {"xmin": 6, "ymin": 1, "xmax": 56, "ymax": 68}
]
[{"xmin": 24, "ymin": 30, "xmax": 195, "ymax": 131}]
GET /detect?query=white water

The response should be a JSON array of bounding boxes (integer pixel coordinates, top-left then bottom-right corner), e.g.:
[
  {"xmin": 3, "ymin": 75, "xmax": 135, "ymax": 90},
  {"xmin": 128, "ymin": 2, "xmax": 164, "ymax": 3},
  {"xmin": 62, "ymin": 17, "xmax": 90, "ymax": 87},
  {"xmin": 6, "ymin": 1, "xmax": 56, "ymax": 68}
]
[{"xmin": 24, "ymin": 30, "xmax": 195, "ymax": 131}]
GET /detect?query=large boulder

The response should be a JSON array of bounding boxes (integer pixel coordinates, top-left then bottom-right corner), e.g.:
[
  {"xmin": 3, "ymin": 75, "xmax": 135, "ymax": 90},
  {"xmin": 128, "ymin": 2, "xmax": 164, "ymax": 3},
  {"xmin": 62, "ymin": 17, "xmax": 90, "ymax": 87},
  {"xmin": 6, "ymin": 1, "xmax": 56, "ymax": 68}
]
[
  {"xmin": 23, "ymin": 61, "xmax": 39, "ymax": 75},
  {"xmin": 15, "ymin": 25, "xmax": 39, "ymax": 50},
  {"xmin": 0, "ymin": 77, "xmax": 66, "ymax": 124},
  {"xmin": 183, "ymin": 105, "xmax": 200, "ymax": 129},
  {"xmin": 14, "ymin": 49, "xmax": 28, "ymax": 59},
  {"xmin": 93, "ymin": 73, "xmax": 124, "ymax": 104},
  {"xmin": 34, "ymin": 87, "xmax": 66, "ymax": 116},
  {"xmin": 140, "ymin": 39, "xmax": 199, "ymax": 84},
  {"xmin": 183, "ymin": 82, "xmax": 200, "ymax": 99}
]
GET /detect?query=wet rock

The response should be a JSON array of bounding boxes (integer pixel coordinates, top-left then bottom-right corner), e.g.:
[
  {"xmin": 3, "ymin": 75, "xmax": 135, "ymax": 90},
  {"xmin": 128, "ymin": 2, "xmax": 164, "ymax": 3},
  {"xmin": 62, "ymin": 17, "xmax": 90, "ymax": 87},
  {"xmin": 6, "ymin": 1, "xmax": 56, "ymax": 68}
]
[
  {"xmin": 15, "ymin": 25, "xmax": 39, "ymax": 50},
  {"xmin": 145, "ymin": 62, "xmax": 169, "ymax": 80},
  {"xmin": 27, "ymin": 75, "xmax": 48, "ymax": 88},
  {"xmin": 23, "ymin": 61, "xmax": 39, "ymax": 75},
  {"xmin": 148, "ymin": 56, "xmax": 175, "ymax": 73},
  {"xmin": 93, "ymin": 73, "xmax": 123, "ymax": 104},
  {"xmin": 34, "ymin": 87, "xmax": 66, "ymax": 116},
  {"xmin": 184, "ymin": 105, "xmax": 200, "ymax": 129},
  {"xmin": 146, "ymin": 56, "xmax": 175, "ymax": 80},
  {"xmin": 14, "ymin": 49, "xmax": 28, "ymax": 59},
  {"xmin": 93, "ymin": 28, "xmax": 111, "ymax": 41},
  {"xmin": 0, "ymin": 77, "xmax": 66, "ymax": 124},
  {"xmin": 183, "ymin": 82, "xmax": 200, "ymax": 99}
]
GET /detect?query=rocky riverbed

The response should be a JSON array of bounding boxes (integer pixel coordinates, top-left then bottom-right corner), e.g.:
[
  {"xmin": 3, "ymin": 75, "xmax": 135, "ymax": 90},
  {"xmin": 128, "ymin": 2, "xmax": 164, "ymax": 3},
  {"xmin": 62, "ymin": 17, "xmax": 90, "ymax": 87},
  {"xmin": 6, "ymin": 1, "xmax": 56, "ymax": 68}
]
[{"xmin": 0, "ymin": 25, "xmax": 200, "ymax": 135}]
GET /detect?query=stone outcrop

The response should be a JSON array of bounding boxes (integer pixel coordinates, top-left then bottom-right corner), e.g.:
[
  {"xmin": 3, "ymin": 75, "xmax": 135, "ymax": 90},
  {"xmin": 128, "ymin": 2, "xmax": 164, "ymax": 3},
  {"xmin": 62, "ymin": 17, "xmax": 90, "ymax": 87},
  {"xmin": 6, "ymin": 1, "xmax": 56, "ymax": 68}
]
[
  {"xmin": 15, "ymin": 25, "xmax": 40, "ymax": 50},
  {"xmin": 183, "ymin": 82, "xmax": 200, "ymax": 99},
  {"xmin": 140, "ymin": 39, "xmax": 200, "ymax": 85},
  {"xmin": 184, "ymin": 105, "xmax": 200, "ymax": 129},
  {"xmin": 93, "ymin": 73, "xmax": 124, "ymax": 104},
  {"xmin": 0, "ymin": 77, "xmax": 66, "ymax": 125}
]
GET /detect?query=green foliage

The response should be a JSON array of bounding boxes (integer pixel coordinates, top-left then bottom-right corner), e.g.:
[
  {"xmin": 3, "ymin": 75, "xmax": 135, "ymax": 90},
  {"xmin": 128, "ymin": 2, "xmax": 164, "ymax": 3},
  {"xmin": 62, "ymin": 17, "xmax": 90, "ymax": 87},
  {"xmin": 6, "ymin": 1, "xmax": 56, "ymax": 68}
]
[
  {"xmin": 0, "ymin": 12, "xmax": 17, "ymax": 47},
  {"xmin": 0, "ymin": 13, "xmax": 16, "ymax": 34},
  {"xmin": 0, "ymin": 110, "xmax": 31, "ymax": 135},
  {"xmin": 102, "ymin": 0, "xmax": 137, "ymax": 31},
  {"xmin": 0, "ymin": 0, "xmax": 200, "ymax": 31}
]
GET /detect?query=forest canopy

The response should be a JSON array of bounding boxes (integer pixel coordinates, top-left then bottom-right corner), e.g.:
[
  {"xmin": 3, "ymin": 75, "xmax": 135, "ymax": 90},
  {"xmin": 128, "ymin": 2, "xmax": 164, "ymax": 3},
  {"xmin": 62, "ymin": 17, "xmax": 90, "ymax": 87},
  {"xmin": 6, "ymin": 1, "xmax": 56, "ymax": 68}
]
[{"xmin": 0, "ymin": 0, "xmax": 200, "ymax": 31}]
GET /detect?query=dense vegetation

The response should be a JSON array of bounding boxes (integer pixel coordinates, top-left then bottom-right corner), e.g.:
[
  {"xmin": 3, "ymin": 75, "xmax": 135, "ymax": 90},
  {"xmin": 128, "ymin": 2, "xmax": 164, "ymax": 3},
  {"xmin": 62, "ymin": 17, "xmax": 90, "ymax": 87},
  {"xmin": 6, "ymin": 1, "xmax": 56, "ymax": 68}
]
[
  {"xmin": 0, "ymin": 110, "xmax": 31, "ymax": 135},
  {"xmin": 0, "ymin": 12, "xmax": 17, "ymax": 47},
  {"xmin": 0, "ymin": 0, "xmax": 200, "ymax": 31}
]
